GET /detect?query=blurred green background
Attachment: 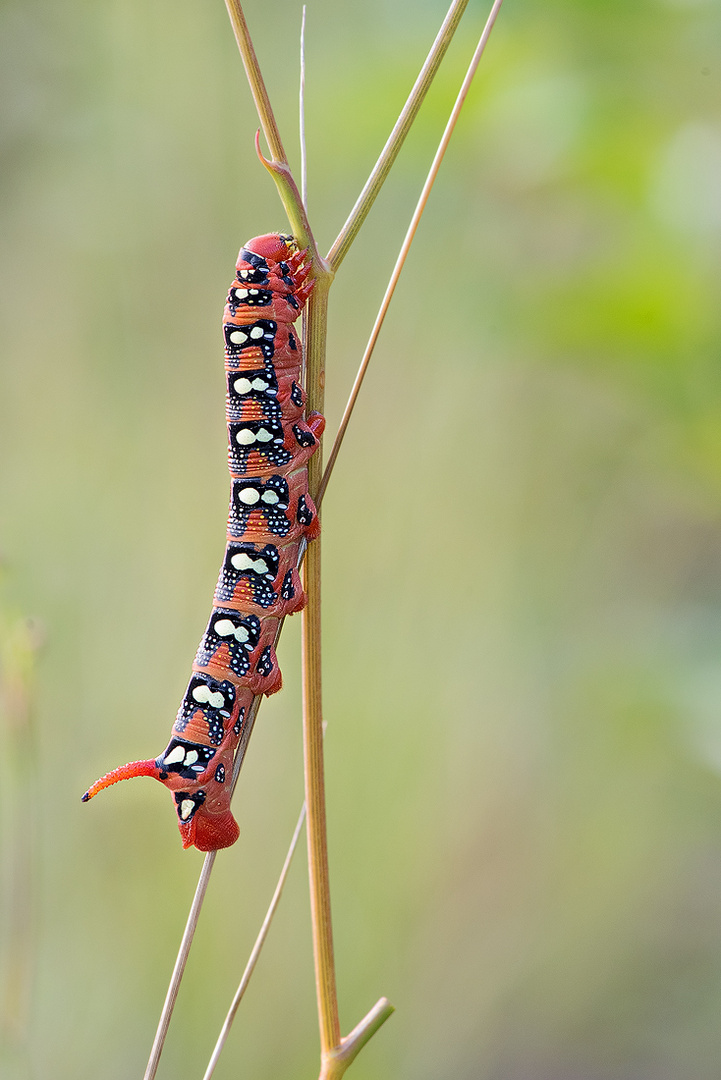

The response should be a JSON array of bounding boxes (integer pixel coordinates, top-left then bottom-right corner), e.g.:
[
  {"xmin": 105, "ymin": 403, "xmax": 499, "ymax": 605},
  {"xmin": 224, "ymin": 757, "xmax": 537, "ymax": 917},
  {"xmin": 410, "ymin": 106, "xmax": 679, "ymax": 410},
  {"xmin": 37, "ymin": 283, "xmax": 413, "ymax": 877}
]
[{"xmin": 1, "ymin": 0, "xmax": 721, "ymax": 1077}]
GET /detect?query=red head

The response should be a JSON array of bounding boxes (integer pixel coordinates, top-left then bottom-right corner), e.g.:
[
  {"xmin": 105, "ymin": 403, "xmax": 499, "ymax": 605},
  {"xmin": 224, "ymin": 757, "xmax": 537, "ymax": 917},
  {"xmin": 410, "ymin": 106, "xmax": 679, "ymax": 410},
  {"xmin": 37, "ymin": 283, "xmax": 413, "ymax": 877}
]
[{"xmin": 240, "ymin": 232, "xmax": 296, "ymax": 266}]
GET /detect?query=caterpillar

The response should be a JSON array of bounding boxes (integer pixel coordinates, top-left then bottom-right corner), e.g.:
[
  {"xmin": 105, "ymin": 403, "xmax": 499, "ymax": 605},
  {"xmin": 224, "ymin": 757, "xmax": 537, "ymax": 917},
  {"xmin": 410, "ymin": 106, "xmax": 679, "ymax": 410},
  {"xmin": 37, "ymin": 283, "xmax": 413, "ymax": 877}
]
[{"xmin": 82, "ymin": 233, "xmax": 324, "ymax": 852}]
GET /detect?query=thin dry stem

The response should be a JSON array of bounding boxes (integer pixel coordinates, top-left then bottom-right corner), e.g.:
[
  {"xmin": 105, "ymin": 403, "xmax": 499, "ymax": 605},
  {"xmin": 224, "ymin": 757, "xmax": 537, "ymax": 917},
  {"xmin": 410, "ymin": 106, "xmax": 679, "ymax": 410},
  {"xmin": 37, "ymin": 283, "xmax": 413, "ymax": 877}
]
[
  {"xmin": 297, "ymin": 1, "xmax": 479, "ymax": 1056},
  {"xmin": 254, "ymin": 134, "xmax": 327, "ymax": 273},
  {"xmin": 326, "ymin": 0, "xmax": 471, "ymax": 271},
  {"xmin": 300, "ymin": 6, "xmax": 308, "ymax": 209},
  {"xmin": 225, "ymin": 0, "xmax": 322, "ymax": 264},
  {"xmin": 202, "ymin": 803, "xmax": 307, "ymax": 1080},
  {"xmin": 319, "ymin": 0, "xmax": 506, "ymax": 504},
  {"xmin": 302, "ymin": 538, "xmax": 340, "ymax": 1051},
  {"xmin": 301, "ymin": 280, "xmax": 341, "ymax": 1055},
  {"xmin": 143, "ymin": 852, "xmax": 217, "ymax": 1080},
  {"xmin": 224, "ymin": 0, "xmax": 286, "ymax": 163}
]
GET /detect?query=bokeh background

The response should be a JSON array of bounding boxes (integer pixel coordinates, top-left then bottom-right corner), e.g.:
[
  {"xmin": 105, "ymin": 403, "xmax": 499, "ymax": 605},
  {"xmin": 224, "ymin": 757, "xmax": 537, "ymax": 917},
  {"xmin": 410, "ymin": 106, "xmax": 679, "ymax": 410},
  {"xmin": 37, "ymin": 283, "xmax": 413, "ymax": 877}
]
[{"xmin": 2, "ymin": 0, "xmax": 721, "ymax": 1077}]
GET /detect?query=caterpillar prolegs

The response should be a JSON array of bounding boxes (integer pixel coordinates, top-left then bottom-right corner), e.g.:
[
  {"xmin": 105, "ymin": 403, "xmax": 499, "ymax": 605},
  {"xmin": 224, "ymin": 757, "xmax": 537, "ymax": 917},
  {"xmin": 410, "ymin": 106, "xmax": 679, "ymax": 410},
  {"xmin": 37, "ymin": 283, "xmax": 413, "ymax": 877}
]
[{"xmin": 83, "ymin": 234, "xmax": 323, "ymax": 852}]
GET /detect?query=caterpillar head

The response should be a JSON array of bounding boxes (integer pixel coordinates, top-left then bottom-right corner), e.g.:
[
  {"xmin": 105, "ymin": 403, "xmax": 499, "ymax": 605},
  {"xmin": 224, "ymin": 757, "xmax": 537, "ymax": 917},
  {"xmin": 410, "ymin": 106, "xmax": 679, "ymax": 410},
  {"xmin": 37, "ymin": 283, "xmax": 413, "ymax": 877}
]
[
  {"xmin": 241, "ymin": 233, "xmax": 297, "ymax": 266},
  {"xmin": 235, "ymin": 234, "xmax": 312, "ymax": 297}
]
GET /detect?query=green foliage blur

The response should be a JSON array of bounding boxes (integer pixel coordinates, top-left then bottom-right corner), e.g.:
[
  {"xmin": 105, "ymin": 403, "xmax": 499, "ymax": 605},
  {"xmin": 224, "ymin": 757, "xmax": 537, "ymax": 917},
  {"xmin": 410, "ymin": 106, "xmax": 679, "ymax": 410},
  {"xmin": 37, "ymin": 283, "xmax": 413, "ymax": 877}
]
[{"xmin": 1, "ymin": 0, "xmax": 720, "ymax": 1077}]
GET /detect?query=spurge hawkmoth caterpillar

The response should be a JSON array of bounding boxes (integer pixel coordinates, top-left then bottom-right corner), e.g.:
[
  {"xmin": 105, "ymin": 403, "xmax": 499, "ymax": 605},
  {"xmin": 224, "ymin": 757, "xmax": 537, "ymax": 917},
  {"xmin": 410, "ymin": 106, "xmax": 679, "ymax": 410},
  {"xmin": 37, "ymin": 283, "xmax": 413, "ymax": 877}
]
[{"xmin": 83, "ymin": 234, "xmax": 323, "ymax": 852}]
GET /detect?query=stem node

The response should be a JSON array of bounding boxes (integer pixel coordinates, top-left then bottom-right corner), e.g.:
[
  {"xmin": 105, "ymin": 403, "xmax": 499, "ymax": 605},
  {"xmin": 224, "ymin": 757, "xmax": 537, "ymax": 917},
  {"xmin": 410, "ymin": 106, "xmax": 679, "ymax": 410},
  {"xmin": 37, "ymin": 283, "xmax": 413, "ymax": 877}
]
[{"xmin": 319, "ymin": 998, "xmax": 395, "ymax": 1080}]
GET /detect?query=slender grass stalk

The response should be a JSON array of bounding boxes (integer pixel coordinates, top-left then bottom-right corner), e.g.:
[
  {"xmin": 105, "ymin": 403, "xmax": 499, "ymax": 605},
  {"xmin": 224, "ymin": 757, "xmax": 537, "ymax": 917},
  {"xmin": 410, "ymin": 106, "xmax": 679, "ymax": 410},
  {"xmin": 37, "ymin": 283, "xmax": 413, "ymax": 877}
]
[
  {"xmin": 295, "ymin": 12, "xmax": 346, "ymax": 1059},
  {"xmin": 143, "ymin": 852, "xmax": 217, "ymax": 1080},
  {"xmin": 201, "ymin": 803, "xmax": 307, "ymax": 1080},
  {"xmin": 301, "ymin": 278, "xmax": 343, "ymax": 1060},
  {"xmin": 327, "ymin": 0, "xmax": 471, "ymax": 271},
  {"xmin": 319, "ymin": 0, "xmax": 506, "ymax": 504},
  {"xmin": 224, "ymin": 1, "xmax": 324, "ymax": 268},
  {"xmin": 307, "ymin": 4, "xmax": 508, "ymax": 1067},
  {"xmin": 300, "ymin": 5, "xmax": 308, "ymax": 210},
  {"xmin": 223, "ymin": 0, "xmax": 286, "ymax": 163}
]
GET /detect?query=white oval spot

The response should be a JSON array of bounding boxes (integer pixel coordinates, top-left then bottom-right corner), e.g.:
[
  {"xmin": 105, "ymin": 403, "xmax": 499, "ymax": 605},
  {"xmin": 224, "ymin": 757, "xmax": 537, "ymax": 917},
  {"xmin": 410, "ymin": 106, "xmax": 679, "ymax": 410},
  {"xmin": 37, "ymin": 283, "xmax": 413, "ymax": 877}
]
[
  {"xmin": 234, "ymin": 289, "xmax": 248, "ymax": 300},
  {"xmin": 192, "ymin": 685, "xmax": 211, "ymax": 704},
  {"xmin": 251, "ymin": 378, "xmax": 269, "ymax": 391},
  {"xmin": 229, "ymin": 330, "xmax": 248, "ymax": 344},
  {"xmin": 164, "ymin": 746, "xmax": 186, "ymax": 765},
  {"xmin": 180, "ymin": 799, "xmax": 195, "ymax": 821},
  {"xmin": 249, "ymin": 326, "xmax": 265, "ymax": 340},
  {"xmin": 235, "ymin": 428, "xmax": 256, "ymax": 446},
  {"xmin": 234, "ymin": 626, "xmax": 250, "ymax": 643},
  {"xmin": 184, "ymin": 750, "xmax": 199, "ymax": 765},
  {"xmin": 256, "ymin": 428, "xmax": 273, "ymax": 443},
  {"xmin": 231, "ymin": 553, "xmax": 254, "ymax": 571},
  {"xmin": 214, "ymin": 618, "xmax": 238, "ymax": 637},
  {"xmin": 208, "ymin": 691, "xmax": 225, "ymax": 709},
  {"xmin": 261, "ymin": 490, "xmax": 279, "ymax": 505},
  {"xmin": 238, "ymin": 487, "xmax": 260, "ymax": 505},
  {"xmin": 233, "ymin": 377, "xmax": 252, "ymax": 394}
]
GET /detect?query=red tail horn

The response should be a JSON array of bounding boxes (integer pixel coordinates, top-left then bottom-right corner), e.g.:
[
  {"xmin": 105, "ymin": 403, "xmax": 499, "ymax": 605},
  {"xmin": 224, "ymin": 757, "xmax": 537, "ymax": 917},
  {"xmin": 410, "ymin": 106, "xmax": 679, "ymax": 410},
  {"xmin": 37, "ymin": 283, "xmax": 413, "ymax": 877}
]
[{"xmin": 82, "ymin": 759, "xmax": 160, "ymax": 802}]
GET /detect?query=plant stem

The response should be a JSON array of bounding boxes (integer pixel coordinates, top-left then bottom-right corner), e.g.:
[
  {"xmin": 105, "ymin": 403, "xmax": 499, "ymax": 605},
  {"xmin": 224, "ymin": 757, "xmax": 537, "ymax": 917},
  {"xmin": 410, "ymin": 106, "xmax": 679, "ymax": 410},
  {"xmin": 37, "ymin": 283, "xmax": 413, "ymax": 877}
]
[
  {"xmin": 202, "ymin": 803, "xmax": 307, "ymax": 1080},
  {"xmin": 225, "ymin": 0, "xmax": 324, "ymax": 270},
  {"xmin": 300, "ymin": 5, "xmax": 308, "ymax": 209},
  {"xmin": 301, "ymin": 277, "xmax": 342, "ymax": 1055},
  {"xmin": 224, "ymin": 0, "xmax": 286, "ymax": 163},
  {"xmin": 143, "ymin": 852, "xmax": 217, "ymax": 1080},
  {"xmin": 302, "ymin": 537, "xmax": 340, "ymax": 1051},
  {"xmin": 319, "ymin": 0, "xmax": 506, "ymax": 504},
  {"xmin": 326, "ymin": 0, "xmax": 471, "ymax": 271}
]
